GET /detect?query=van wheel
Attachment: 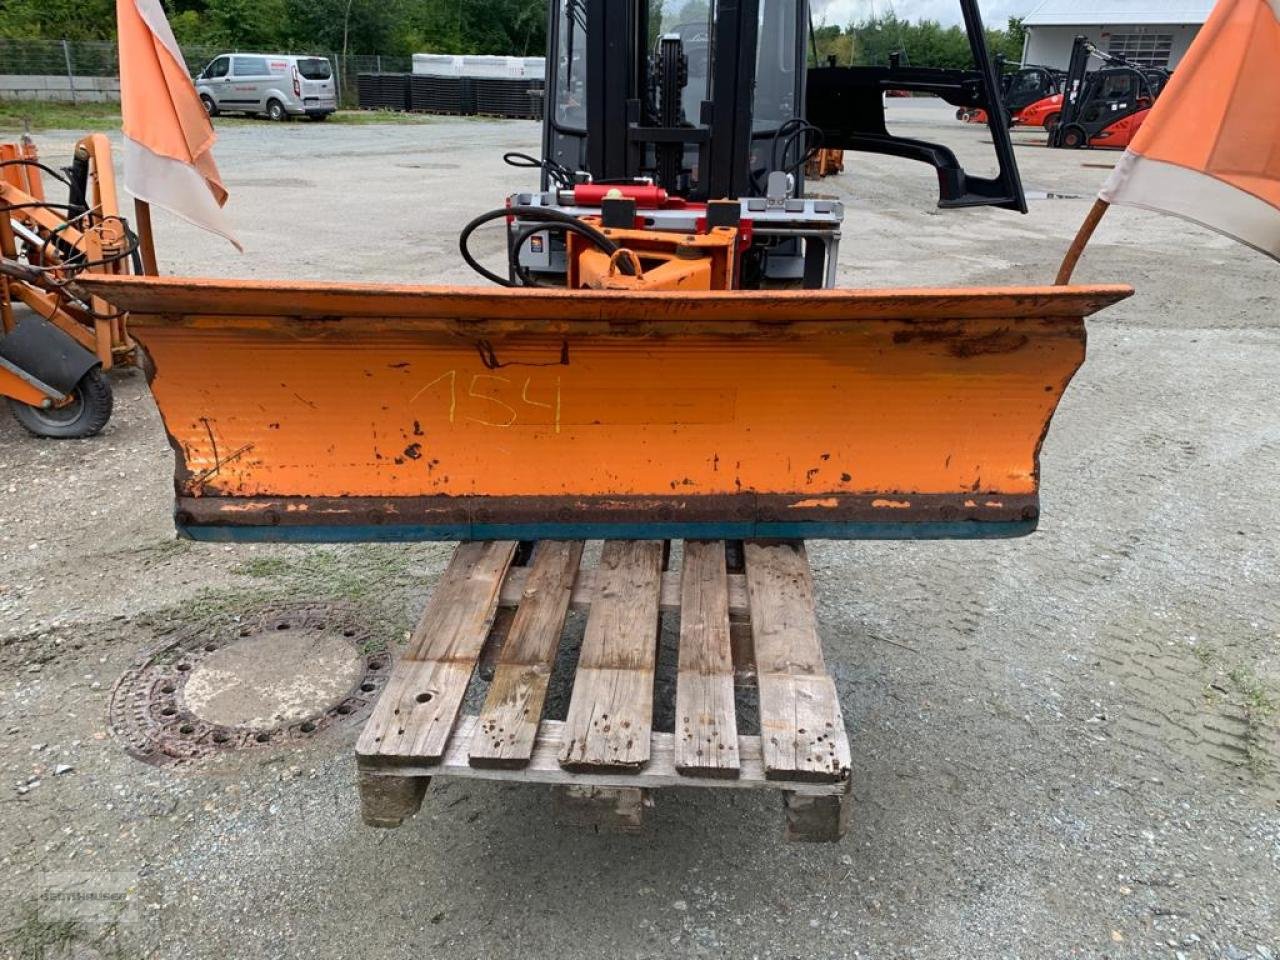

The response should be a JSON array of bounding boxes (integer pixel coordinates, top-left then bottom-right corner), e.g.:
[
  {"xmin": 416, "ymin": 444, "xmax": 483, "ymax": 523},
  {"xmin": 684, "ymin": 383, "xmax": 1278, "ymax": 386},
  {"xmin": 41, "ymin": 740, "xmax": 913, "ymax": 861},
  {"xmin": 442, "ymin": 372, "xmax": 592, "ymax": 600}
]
[
  {"xmin": 266, "ymin": 99, "xmax": 287, "ymax": 122},
  {"xmin": 200, "ymin": 94, "xmax": 218, "ymax": 117},
  {"xmin": 307, "ymin": 113, "xmax": 328, "ymax": 122},
  {"xmin": 8, "ymin": 368, "xmax": 112, "ymax": 439}
]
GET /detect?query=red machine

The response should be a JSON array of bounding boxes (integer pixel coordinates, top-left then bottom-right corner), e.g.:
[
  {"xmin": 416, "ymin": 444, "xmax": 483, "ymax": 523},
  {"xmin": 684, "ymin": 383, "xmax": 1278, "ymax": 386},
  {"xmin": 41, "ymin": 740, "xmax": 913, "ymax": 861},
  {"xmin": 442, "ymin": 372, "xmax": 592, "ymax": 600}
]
[{"xmin": 1034, "ymin": 37, "xmax": 1172, "ymax": 149}]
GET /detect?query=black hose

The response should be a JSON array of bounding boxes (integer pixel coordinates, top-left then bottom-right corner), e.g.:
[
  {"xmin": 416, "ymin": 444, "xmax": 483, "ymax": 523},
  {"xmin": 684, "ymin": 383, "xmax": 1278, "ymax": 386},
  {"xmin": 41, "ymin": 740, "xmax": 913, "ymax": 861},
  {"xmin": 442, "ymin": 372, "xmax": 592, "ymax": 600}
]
[
  {"xmin": 507, "ymin": 219, "xmax": 640, "ymax": 287},
  {"xmin": 502, "ymin": 151, "xmax": 574, "ymax": 189},
  {"xmin": 0, "ymin": 158, "xmax": 72, "ymax": 186},
  {"xmin": 459, "ymin": 205, "xmax": 625, "ymax": 287}
]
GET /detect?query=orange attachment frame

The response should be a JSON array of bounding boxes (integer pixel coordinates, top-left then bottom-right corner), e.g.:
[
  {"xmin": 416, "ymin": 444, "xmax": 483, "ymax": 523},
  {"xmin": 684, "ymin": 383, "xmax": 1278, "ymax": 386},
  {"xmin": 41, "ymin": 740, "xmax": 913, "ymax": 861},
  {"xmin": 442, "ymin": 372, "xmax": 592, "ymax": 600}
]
[
  {"xmin": 0, "ymin": 135, "xmax": 134, "ymax": 370},
  {"xmin": 569, "ymin": 224, "xmax": 739, "ymax": 291}
]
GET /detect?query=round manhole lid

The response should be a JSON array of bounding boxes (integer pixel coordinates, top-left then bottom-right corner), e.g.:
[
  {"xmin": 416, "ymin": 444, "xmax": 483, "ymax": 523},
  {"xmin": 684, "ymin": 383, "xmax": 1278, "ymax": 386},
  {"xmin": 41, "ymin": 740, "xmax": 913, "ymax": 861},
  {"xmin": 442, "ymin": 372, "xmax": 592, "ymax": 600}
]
[
  {"xmin": 109, "ymin": 602, "xmax": 389, "ymax": 766},
  {"xmin": 183, "ymin": 627, "xmax": 365, "ymax": 730}
]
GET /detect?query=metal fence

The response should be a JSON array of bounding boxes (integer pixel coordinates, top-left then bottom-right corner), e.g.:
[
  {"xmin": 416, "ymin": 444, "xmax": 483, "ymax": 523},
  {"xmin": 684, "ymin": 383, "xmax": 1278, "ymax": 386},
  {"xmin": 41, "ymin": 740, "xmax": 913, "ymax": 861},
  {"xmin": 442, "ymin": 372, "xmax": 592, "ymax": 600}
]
[{"xmin": 0, "ymin": 38, "xmax": 410, "ymax": 107}]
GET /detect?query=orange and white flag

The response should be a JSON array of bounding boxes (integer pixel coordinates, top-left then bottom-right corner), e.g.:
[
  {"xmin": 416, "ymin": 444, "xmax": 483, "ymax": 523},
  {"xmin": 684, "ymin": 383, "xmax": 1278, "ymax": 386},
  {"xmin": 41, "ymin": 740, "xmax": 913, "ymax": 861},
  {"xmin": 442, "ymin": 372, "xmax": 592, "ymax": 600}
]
[
  {"xmin": 116, "ymin": 0, "xmax": 241, "ymax": 250},
  {"xmin": 1099, "ymin": 0, "xmax": 1280, "ymax": 261}
]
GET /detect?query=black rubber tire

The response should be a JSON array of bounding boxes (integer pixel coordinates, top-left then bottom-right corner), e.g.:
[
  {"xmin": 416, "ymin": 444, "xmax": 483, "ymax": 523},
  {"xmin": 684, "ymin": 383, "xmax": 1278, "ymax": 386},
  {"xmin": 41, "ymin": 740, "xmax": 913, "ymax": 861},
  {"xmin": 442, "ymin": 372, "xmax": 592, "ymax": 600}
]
[
  {"xmin": 200, "ymin": 94, "xmax": 219, "ymax": 117},
  {"xmin": 266, "ymin": 99, "xmax": 287, "ymax": 121},
  {"xmin": 8, "ymin": 367, "xmax": 113, "ymax": 439},
  {"xmin": 306, "ymin": 113, "xmax": 328, "ymax": 122},
  {"xmin": 1059, "ymin": 124, "xmax": 1087, "ymax": 148},
  {"xmin": 1043, "ymin": 111, "xmax": 1061, "ymax": 132}
]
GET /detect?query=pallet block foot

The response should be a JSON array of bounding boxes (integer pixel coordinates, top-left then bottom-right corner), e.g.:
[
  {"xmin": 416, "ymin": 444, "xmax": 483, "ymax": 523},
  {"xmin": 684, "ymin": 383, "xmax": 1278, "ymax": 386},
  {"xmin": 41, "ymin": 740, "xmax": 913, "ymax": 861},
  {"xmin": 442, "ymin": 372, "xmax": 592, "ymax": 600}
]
[
  {"xmin": 553, "ymin": 785, "xmax": 649, "ymax": 834},
  {"xmin": 359, "ymin": 771, "xmax": 430, "ymax": 828},
  {"xmin": 783, "ymin": 782, "xmax": 851, "ymax": 842}
]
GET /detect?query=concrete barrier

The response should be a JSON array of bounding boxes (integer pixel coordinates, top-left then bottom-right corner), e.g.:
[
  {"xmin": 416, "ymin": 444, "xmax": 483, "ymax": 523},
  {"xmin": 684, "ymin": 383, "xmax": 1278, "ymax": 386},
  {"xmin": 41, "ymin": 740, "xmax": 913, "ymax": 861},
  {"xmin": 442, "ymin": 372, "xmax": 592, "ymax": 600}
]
[{"xmin": 0, "ymin": 75, "xmax": 121, "ymax": 103}]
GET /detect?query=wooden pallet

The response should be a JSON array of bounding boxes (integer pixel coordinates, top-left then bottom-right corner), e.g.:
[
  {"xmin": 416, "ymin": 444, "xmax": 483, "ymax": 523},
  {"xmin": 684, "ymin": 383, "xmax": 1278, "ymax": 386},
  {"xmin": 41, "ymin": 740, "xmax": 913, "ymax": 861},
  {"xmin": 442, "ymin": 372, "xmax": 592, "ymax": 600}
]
[{"xmin": 355, "ymin": 539, "xmax": 853, "ymax": 841}]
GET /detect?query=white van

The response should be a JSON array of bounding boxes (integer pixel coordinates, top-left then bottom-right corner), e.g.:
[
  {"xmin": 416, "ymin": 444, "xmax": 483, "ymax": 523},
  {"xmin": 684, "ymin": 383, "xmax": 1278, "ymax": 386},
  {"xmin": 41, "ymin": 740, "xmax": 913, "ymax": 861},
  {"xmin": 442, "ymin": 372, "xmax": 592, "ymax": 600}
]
[{"xmin": 196, "ymin": 54, "xmax": 337, "ymax": 121}]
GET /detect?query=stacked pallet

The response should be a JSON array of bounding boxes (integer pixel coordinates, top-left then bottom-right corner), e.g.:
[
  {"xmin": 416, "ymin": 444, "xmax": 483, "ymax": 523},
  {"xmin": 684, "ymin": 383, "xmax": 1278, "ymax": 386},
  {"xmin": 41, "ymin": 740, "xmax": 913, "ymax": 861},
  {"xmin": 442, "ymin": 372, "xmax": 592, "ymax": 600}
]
[
  {"xmin": 355, "ymin": 73, "xmax": 410, "ymax": 111},
  {"xmin": 408, "ymin": 75, "xmax": 474, "ymax": 115},
  {"xmin": 474, "ymin": 78, "xmax": 544, "ymax": 119},
  {"xmin": 357, "ymin": 73, "xmax": 544, "ymax": 119}
]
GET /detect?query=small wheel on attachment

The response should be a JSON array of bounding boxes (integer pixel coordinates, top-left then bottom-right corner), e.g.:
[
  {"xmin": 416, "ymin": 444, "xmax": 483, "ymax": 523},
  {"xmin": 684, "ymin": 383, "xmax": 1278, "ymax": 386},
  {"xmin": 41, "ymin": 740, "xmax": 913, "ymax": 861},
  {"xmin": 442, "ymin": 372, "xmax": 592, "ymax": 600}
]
[{"xmin": 8, "ymin": 367, "xmax": 113, "ymax": 439}]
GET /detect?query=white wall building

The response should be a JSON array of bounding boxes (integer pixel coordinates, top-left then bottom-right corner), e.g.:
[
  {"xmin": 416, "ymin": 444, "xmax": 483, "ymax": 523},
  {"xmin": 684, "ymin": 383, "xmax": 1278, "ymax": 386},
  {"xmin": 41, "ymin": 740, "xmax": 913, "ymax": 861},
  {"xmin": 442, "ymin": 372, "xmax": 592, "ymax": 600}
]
[{"xmin": 1021, "ymin": 0, "xmax": 1214, "ymax": 71}]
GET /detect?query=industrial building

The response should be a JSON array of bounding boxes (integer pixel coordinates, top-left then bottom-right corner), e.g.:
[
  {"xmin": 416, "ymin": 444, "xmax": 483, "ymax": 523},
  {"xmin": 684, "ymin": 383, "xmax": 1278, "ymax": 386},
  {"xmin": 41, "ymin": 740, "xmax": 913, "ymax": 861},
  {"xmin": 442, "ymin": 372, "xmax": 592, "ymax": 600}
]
[{"xmin": 1021, "ymin": 0, "xmax": 1215, "ymax": 69}]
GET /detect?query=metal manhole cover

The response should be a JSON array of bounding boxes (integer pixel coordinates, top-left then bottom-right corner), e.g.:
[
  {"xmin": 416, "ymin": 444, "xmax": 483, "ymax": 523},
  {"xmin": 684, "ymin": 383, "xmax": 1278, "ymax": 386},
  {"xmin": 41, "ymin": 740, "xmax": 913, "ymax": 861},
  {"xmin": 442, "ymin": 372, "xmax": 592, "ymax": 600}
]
[{"xmin": 109, "ymin": 602, "xmax": 390, "ymax": 766}]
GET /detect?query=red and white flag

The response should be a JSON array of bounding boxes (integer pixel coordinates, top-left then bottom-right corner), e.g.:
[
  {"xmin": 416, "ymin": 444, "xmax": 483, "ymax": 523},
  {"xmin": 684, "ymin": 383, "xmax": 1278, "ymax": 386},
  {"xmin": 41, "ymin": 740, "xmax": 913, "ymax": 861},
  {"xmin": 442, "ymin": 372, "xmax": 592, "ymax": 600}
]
[{"xmin": 116, "ymin": 0, "xmax": 241, "ymax": 250}]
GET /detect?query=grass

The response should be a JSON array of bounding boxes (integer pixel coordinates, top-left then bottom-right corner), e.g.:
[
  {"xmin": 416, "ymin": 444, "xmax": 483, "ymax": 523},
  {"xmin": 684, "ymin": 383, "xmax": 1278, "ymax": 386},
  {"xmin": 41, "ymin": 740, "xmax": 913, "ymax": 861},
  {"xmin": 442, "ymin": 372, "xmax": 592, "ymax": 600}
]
[
  {"xmin": 1194, "ymin": 644, "xmax": 1278, "ymax": 777},
  {"xmin": 138, "ymin": 542, "xmax": 449, "ymax": 641},
  {"xmin": 229, "ymin": 544, "xmax": 434, "ymax": 602},
  {"xmin": 129, "ymin": 543, "xmax": 445, "ymax": 661},
  {"xmin": 0, "ymin": 99, "xmax": 121, "ymax": 133},
  {"xmin": 1227, "ymin": 664, "xmax": 1277, "ymax": 777},
  {"xmin": 0, "ymin": 98, "xmax": 442, "ymax": 133},
  {"xmin": 327, "ymin": 109, "xmax": 438, "ymax": 125},
  {"xmin": 1, "ymin": 906, "xmax": 140, "ymax": 960},
  {"xmin": 1229, "ymin": 664, "xmax": 1277, "ymax": 716}
]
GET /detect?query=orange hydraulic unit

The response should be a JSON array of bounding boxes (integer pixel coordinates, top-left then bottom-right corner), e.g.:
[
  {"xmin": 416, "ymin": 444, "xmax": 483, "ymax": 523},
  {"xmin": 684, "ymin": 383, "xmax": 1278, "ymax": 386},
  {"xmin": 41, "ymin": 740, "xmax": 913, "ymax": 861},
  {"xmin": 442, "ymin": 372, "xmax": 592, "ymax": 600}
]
[
  {"xmin": 79, "ymin": 275, "xmax": 1131, "ymax": 544},
  {"xmin": 567, "ymin": 222, "xmax": 739, "ymax": 291}
]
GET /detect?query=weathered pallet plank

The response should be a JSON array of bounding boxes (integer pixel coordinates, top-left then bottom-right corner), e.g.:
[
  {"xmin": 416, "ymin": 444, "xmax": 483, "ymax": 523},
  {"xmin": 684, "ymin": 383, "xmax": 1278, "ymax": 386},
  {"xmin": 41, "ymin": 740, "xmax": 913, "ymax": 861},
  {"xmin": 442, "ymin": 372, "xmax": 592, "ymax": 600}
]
[
  {"xmin": 743, "ymin": 540, "xmax": 851, "ymax": 782},
  {"xmin": 558, "ymin": 540, "xmax": 664, "ymax": 772},
  {"xmin": 469, "ymin": 540, "xmax": 585, "ymax": 768},
  {"xmin": 358, "ymin": 716, "xmax": 846, "ymax": 796},
  {"xmin": 356, "ymin": 540, "xmax": 518, "ymax": 763},
  {"xmin": 675, "ymin": 541, "xmax": 740, "ymax": 777},
  {"xmin": 500, "ymin": 566, "xmax": 750, "ymax": 619}
]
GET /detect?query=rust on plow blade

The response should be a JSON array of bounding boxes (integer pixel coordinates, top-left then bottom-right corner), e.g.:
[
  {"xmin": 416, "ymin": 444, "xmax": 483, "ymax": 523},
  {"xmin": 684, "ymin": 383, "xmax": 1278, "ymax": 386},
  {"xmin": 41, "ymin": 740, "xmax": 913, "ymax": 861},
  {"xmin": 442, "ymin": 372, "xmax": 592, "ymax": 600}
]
[{"xmin": 79, "ymin": 275, "xmax": 1131, "ymax": 542}]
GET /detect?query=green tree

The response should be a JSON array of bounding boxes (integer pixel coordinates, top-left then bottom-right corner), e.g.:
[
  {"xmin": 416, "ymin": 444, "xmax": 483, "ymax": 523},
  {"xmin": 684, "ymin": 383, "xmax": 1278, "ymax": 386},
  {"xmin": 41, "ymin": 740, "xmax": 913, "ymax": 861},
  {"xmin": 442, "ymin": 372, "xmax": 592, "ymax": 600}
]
[
  {"xmin": 201, "ymin": 0, "xmax": 289, "ymax": 47},
  {"xmin": 0, "ymin": 0, "xmax": 115, "ymax": 41}
]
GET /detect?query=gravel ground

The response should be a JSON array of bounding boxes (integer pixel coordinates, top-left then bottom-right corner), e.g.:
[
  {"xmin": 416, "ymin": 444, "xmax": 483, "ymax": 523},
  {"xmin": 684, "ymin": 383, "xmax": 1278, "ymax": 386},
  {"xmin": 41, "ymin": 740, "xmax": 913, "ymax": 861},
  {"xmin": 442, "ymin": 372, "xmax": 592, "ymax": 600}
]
[{"xmin": 0, "ymin": 100, "xmax": 1277, "ymax": 960}]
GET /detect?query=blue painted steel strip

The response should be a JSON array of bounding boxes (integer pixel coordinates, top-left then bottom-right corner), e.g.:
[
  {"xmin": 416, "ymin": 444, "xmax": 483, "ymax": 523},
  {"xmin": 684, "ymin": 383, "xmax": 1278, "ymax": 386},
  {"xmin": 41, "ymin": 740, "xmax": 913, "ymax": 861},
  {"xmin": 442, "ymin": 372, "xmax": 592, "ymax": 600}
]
[{"xmin": 177, "ymin": 519, "xmax": 1037, "ymax": 543}]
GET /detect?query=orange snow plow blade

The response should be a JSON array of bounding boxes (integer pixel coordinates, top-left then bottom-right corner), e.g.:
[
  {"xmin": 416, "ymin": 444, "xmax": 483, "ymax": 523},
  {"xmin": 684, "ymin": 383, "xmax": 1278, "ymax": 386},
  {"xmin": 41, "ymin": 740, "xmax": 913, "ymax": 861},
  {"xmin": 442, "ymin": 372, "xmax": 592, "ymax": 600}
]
[{"xmin": 79, "ymin": 275, "xmax": 1130, "ymax": 542}]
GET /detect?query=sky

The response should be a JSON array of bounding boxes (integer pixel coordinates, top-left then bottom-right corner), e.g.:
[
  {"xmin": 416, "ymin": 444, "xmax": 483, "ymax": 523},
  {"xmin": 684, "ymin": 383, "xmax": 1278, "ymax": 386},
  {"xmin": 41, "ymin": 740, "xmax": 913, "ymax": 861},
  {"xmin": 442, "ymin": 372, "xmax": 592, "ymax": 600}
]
[{"xmin": 810, "ymin": 0, "xmax": 1039, "ymax": 28}]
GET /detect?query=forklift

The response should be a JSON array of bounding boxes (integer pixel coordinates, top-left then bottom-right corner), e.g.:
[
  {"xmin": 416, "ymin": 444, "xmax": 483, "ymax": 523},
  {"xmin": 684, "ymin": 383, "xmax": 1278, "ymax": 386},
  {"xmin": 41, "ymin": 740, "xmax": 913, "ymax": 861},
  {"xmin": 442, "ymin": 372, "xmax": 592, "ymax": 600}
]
[
  {"xmin": 1047, "ymin": 35, "xmax": 1167, "ymax": 149},
  {"xmin": 462, "ymin": 0, "xmax": 1027, "ymax": 291},
  {"xmin": 956, "ymin": 59, "xmax": 1064, "ymax": 126}
]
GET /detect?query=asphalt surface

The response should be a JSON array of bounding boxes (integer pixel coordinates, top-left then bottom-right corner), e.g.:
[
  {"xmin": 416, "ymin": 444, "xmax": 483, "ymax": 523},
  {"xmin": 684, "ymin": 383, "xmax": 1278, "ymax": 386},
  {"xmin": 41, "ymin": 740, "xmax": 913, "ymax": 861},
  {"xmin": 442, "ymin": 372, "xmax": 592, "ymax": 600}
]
[{"xmin": 0, "ymin": 101, "xmax": 1276, "ymax": 960}]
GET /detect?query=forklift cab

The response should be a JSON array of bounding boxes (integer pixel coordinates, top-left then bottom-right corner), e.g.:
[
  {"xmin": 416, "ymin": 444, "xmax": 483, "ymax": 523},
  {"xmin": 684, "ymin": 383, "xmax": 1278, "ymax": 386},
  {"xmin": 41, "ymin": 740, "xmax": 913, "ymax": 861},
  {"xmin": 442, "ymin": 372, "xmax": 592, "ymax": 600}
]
[
  {"xmin": 1080, "ymin": 68, "xmax": 1150, "ymax": 121},
  {"xmin": 545, "ymin": 0, "xmax": 808, "ymax": 201},
  {"xmin": 1143, "ymin": 67, "xmax": 1172, "ymax": 99},
  {"xmin": 1003, "ymin": 66, "xmax": 1061, "ymax": 113}
]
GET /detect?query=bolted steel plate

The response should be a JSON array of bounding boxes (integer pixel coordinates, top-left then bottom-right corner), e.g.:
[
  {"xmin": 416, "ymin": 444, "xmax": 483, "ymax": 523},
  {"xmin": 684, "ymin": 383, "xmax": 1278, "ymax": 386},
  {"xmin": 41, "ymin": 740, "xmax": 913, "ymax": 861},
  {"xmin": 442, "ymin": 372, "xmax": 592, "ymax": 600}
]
[{"xmin": 109, "ymin": 602, "xmax": 390, "ymax": 766}]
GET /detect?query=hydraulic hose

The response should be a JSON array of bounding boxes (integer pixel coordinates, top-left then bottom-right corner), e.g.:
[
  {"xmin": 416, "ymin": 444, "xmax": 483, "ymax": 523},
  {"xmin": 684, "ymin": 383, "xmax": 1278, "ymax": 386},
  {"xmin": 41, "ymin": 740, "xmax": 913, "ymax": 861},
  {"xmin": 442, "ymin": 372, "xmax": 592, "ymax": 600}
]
[{"xmin": 458, "ymin": 204, "xmax": 627, "ymax": 287}]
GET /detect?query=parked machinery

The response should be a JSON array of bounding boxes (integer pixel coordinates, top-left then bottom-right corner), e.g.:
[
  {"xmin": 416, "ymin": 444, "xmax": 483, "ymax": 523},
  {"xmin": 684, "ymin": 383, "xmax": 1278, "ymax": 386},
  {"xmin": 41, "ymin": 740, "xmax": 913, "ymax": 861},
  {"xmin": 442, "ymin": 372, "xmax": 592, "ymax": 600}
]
[
  {"xmin": 1022, "ymin": 36, "xmax": 1171, "ymax": 148},
  {"xmin": 957, "ymin": 60, "xmax": 1064, "ymax": 126},
  {"xmin": 1, "ymin": 135, "xmax": 140, "ymax": 438}
]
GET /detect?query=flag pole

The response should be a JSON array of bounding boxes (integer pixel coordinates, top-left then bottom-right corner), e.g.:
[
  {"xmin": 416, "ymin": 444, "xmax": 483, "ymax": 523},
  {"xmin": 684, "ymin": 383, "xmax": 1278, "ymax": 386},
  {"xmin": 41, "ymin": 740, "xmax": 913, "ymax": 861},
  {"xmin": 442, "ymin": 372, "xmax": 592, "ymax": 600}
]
[
  {"xmin": 133, "ymin": 198, "xmax": 159, "ymax": 275},
  {"xmin": 1055, "ymin": 198, "xmax": 1110, "ymax": 285}
]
